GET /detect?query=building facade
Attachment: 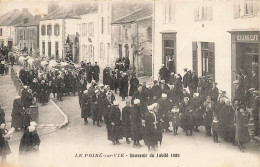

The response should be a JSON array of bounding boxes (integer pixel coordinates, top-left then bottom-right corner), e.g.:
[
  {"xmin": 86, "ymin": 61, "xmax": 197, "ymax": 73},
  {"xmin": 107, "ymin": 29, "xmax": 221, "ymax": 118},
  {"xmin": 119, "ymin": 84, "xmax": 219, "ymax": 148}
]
[
  {"xmin": 39, "ymin": 18, "xmax": 80, "ymax": 60},
  {"xmin": 0, "ymin": 8, "xmax": 34, "ymax": 48},
  {"xmin": 111, "ymin": 8, "xmax": 153, "ymax": 76},
  {"xmin": 153, "ymin": 0, "xmax": 260, "ymax": 98},
  {"xmin": 16, "ymin": 20, "xmax": 39, "ymax": 54},
  {"xmin": 80, "ymin": 12, "xmax": 98, "ymax": 63}
]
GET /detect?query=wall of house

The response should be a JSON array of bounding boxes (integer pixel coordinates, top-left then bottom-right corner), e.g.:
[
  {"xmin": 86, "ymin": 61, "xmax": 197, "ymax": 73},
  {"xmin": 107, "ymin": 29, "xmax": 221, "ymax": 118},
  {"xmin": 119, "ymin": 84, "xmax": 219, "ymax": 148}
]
[
  {"xmin": 80, "ymin": 13, "xmax": 99, "ymax": 64},
  {"xmin": 98, "ymin": 2, "xmax": 113, "ymax": 70},
  {"xmin": 154, "ymin": 0, "xmax": 260, "ymax": 98},
  {"xmin": 0, "ymin": 26, "xmax": 15, "ymax": 47},
  {"xmin": 39, "ymin": 19, "xmax": 63, "ymax": 59},
  {"xmin": 16, "ymin": 26, "xmax": 38, "ymax": 54}
]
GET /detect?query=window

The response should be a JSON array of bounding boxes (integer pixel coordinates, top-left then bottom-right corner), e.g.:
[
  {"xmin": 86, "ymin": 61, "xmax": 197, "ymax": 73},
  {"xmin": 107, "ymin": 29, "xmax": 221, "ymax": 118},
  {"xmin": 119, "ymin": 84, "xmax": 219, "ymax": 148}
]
[
  {"xmin": 47, "ymin": 25, "xmax": 52, "ymax": 36},
  {"xmin": 48, "ymin": 42, "xmax": 51, "ymax": 57},
  {"xmin": 41, "ymin": 25, "xmax": 46, "ymax": 35},
  {"xmin": 55, "ymin": 42, "xmax": 59, "ymax": 59},
  {"xmin": 147, "ymin": 27, "xmax": 152, "ymax": 41},
  {"xmin": 164, "ymin": 1, "xmax": 175, "ymax": 24},
  {"xmin": 234, "ymin": 0, "xmax": 258, "ymax": 18},
  {"xmin": 54, "ymin": 24, "xmax": 60, "ymax": 36},
  {"xmin": 162, "ymin": 33, "xmax": 176, "ymax": 72},
  {"xmin": 119, "ymin": 26, "xmax": 121, "ymax": 41},
  {"xmin": 101, "ymin": 17, "xmax": 104, "ymax": 34},
  {"xmin": 42, "ymin": 42, "xmax": 45, "ymax": 55},
  {"xmin": 89, "ymin": 22, "xmax": 94, "ymax": 37},
  {"xmin": 26, "ymin": 30, "xmax": 29, "ymax": 40},
  {"xmin": 19, "ymin": 30, "xmax": 23, "ymax": 40},
  {"xmin": 100, "ymin": 43, "xmax": 104, "ymax": 59},
  {"xmin": 245, "ymin": 0, "xmax": 254, "ymax": 15},
  {"xmin": 125, "ymin": 28, "xmax": 128, "ymax": 36},
  {"xmin": 23, "ymin": 30, "xmax": 26, "ymax": 40},
  {"xmin": 0, "ymin": 28, "xmax": 2, "ymax": 36},
  {"xmin": 201, "ymin": 42, "xmax": 215, "ymax": 79},
  {"xmin": 194, "ymin": 5, "xmax": 213, "ymax": 21}
]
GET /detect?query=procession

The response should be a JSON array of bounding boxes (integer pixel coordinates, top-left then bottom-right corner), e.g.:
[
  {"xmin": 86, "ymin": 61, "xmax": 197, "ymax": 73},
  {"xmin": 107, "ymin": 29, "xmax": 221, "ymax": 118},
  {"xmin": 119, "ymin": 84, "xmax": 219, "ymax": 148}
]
[{"xmin": 0, "ymin": 0, "xmax": 260, "ymax": 167}]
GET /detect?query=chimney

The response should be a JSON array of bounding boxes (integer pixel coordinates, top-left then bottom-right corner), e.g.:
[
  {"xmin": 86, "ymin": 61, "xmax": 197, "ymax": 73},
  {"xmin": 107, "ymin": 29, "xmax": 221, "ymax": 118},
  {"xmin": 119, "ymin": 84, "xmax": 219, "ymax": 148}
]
[
  {"xmin": 35, "ymin": 15, "xmax": 41, "ymax": 20},
  {"xmin": 23, "ymin": 8, "xmax": 28, "ymax": 12},
  {"xmin": 24, "ymin": 18, "xmax": 29, "ymax": 24}
]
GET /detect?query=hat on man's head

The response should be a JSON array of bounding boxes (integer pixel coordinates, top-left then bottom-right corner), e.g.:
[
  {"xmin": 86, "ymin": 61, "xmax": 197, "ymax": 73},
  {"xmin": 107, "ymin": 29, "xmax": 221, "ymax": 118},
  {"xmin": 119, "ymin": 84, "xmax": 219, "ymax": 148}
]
[
  {"xmin": 253, "ymin": 91, "xmax": 259, "ymax": 95},
  {"xmin": 248, "ymin": 88, "xmax": 255, "ymax": 92}
]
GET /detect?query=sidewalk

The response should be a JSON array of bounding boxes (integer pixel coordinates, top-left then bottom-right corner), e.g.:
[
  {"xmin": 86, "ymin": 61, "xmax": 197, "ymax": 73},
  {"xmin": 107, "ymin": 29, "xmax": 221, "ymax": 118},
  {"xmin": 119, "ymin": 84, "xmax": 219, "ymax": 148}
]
[{"xmin": 0, "ymin": 66, "xmax": 64, "ymax": 143}]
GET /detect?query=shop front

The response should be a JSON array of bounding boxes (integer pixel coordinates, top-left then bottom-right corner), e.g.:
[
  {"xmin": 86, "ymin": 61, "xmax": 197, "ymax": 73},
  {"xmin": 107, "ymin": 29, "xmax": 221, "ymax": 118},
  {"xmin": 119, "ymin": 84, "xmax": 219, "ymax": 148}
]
[{"xmin": 229, "ymin": 29, "xmax": 259, "ymax": 97}]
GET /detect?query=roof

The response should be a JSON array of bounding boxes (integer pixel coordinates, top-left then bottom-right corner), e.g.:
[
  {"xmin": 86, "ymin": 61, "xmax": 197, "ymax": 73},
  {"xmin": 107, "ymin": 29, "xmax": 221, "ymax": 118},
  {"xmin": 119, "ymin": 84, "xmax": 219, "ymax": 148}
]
[
  {"xmin": 16, "ymin": 20, "xmax": 39, "ymax": 27},
  {"xmin": 0, "ymin": 9, "xmax": 34, "ymax": 26},
  {"xmin": 111, "ymin": 8, "xmax": 152, "ymax": 24},
  {"xmin": 42, "ymin": 3, "xmax": 98, "ymax": 20}
]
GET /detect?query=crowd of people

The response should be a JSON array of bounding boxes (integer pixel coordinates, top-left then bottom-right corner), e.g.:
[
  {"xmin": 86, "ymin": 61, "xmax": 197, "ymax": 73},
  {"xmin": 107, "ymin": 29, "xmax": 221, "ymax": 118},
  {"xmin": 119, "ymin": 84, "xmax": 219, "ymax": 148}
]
[{"xmin": 0, "ymin": 56, "xmax": 259, "ymax": 164}]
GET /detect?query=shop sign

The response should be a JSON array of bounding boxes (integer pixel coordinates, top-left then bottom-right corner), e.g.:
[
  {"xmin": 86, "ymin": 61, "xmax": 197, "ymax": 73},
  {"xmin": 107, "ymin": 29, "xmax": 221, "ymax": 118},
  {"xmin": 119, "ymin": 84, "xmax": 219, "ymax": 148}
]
[{"xmin": 236, "ymin": 34, "xmax": 259, "ymax": 42}]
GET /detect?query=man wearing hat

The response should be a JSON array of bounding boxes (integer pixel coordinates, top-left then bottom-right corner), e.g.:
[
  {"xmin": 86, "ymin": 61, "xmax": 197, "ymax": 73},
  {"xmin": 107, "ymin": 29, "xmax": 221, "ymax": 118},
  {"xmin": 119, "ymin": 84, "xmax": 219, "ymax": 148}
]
[
  {"xmin": 131, "ymin": 99, "xmax": 144, "ymax": 148},
  {"xmin": 119, "ymin": 72, "xmax": 128, "ymax": 101},
  {"xmin": 91, "ymin": 90, "xmax": 102, "ymax": 127},
  {"xmin": 158, "ymin": 93, "xmax": 172, "ymax": 132},
  {"xmin": 81, "ymin": 90, "xmax": 91, "ymax": 125},
  {"xmin": 250, "ymin": 69, "xmax": 259, "ymax": 90},
  {"xmin": 108, "ymin": 101, "xmax": 122, "ymax": 145},
  {"xmin": 251, "ymin": 91, "xmax": 259, "ymax": 136},
  {"xmin": 189, "ymin": 71, "xmax": 198, "ymax": 96},
  {"xmin": 183, "ymin": 68, "xmax": 190, "ymax": 88},
  {"xmin": 159, "ymin": 64, "xmax": 170, "ymax": 83},
  {"xmin": 93, "ymin": 62, "xmax": 100, "ymax": 83},
  {"xmin": 210, "ymin": 82, "xmax": 219, "ymax": 104},
  {"xmin": 234, "ymin": 80, "xmax": 246, "ymax": 105}
]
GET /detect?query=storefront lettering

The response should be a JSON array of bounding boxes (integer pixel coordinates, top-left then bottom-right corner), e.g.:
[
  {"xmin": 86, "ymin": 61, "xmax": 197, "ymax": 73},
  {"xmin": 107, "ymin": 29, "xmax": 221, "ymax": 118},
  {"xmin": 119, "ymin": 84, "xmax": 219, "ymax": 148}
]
[{"xmin": 236, "ymin": 34, "xmax": 259, "ymax": 42}]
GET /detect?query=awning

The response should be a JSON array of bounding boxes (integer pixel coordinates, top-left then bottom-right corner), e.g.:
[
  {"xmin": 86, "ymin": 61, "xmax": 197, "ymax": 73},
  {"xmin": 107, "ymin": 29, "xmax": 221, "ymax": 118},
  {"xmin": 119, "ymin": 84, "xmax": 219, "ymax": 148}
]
[
  {"xmin": 228, "ymin": 28, "xmax": 259, "ymax": 33},
  {"xmin": 160, "ymin": 30, "xmax": 177, "ymax": 34}
]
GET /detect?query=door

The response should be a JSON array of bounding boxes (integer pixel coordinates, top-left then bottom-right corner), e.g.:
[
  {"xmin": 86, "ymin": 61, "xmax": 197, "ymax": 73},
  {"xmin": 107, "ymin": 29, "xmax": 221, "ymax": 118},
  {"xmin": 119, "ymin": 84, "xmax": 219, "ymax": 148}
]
[
  {"xmin": 55, "ymin": 42, "xmax": 59, "ymax": 59},
  {"xmin": 162, "ymin": 33, "xmax": 176, "ymax": 72}
]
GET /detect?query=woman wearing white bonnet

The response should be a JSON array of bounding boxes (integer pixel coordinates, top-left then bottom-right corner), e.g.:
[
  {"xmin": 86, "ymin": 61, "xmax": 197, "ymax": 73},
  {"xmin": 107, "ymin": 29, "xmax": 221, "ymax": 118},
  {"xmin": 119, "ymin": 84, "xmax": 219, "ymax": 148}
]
[{"xmin": 133, "ymin": 99, "xmax": 140, "ymax": 105}]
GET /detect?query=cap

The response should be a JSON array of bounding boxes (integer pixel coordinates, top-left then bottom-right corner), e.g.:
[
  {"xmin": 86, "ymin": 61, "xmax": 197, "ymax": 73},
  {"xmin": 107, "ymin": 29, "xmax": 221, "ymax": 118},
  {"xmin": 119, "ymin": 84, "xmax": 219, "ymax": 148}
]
[
  {"xmin": 113, "ymin": 101, "xmax": 119, "ymax": 106},
  {"xmin": 248, "ymin": 88, "xmax": 255, "ymax": 92},
  {"xmin": 134, "ymin": 99, "xmax": 140, "ymax": 104},
  {"xmin": 193, "ymin": 93, "xmax": 199, "ymax": 97},
  {"xmin": 162, "ymin": 93, "xmax": 167, "ymax": 98},
  {"xmin": 94, "ymin": 90, "xmax": 99, "ymax": 93},
  {"xmin": 28, "ymin": 126, "xmax": 36, "ymax": 132},
  {"xmin": 233, "ymin": 80, "xmax": 239, "ymax": 84},
  {"xmin": 30, "ymin": 121, "xmax": 37, "ymax": 126},
  {"xmin": 83, "ymin": 90, "xmax": 88, "ymax": 94},
  {"xmin": 161, "ymin": 80, "xmax": 165, "ymax": 84},
  {"xmin": 147, "ymin": 105, "xmax": 154, "ymax": 111},
  {"xmin": 253, "ymin": 91, "xmax": 259, "ymax": 95}
]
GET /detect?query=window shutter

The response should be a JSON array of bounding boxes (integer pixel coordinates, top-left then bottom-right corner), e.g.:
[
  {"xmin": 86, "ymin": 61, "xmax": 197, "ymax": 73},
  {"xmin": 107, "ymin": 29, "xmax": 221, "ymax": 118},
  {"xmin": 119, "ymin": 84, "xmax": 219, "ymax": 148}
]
[
  {"xmin": 194, "ymin": 7, "xmax": 199, "ymax": 21},
  {"xmin": 208, "ymin": 42, "xmax": 215, "ymax": 81},
  {"xmin": 253, "ymin": 1, "xmax": 259, "ymax": 16},
  {"xmin": 233, "ymin": 3, "xmax": 240, "ymax": 18},
  {"xmin": 207, "ymin": 6, "xmax": 213, "ymax": 21},
  {"xmin": 192, "ymin": 42, "xmax": 198, "ymax": 74}
]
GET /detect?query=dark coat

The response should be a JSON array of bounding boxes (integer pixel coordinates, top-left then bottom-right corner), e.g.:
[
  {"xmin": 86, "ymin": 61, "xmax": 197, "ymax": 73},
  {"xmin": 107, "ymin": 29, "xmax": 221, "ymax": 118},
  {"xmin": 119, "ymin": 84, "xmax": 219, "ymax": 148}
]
[
  {"xmin": 108, "ymin": 106, "xmax": 122, "ymax": 141},
  {"xmin": 189, "ymin": 74, "xmax": 198, "ymax": 92},
  {"xmin": 235, "ymin": 110, "xmax": 250, "ymax": 144},
  {"xmin": 19, "ymin": 129, "xmax": 40, "ymax": 154},
  {"xmin": 93, "ymin": 65, "xmax": 100, "ymax": 81},
  {"xmin": 183, "ymin": 72, "xmax": 189, "ymax": 88},
  {"xmin": 190, "ymin": 97, "xmax": 203, "ymax": 126},
  {"xmin": 122, "ymin": 106, "xmax": 132, "ymax": 138},
  {"xmin": 220, "ymin": 105, "xmax": 235, "ymax": 141},
  {"xmin": 0, "ymin": 129, "xmax": 11, "ymax": 156},
  {"xmin": 151, "ymin": 85, "xmax": 162, "ymax": 101},
  {"xmin": 235, "ymin": 84, "xmax": 245, "ymax": 104},
  {"xmin": 119, "ymin": 75, "xmax": 128, "ymax": 97},
  {"xmin": 11, "ymin": 99, "xmax": 24, "ymax": 128},
  {"xmin": 210, "ymin": 87, "xmax": 219, "ymax": 103},
  {"xmin": 159, "ymin": 67, "xmax": 170, "ymax": 82},
  {"xmin": 179, "ymin": 102, "xmax": 193, "ymax": 130},
  {"xmin": 0, "ymin": 107, "xmax": 5, "ymax": 124},
  {"xmin": 129, "ymin": 77, "xmax": 139, "ymax": 96},
  {"xmin": 81, "ymin": 93, "xmax": 91, "ymax": 118},
  {"xmin": 144, "ymin": 112, "xmax": 158, "ymax": 147},
  {"xmin": 169, "ymin": 112, "xmax": 181, "ymax": 127},
  {"xmin": 131, "ymin": 105, "xmax": 143, "ymax": 141}
]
